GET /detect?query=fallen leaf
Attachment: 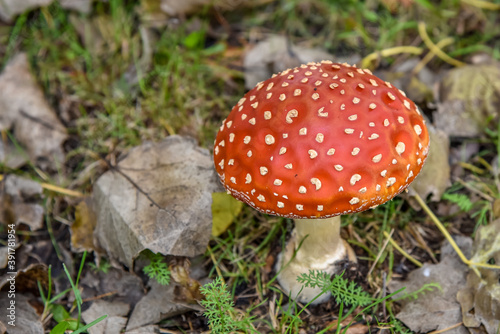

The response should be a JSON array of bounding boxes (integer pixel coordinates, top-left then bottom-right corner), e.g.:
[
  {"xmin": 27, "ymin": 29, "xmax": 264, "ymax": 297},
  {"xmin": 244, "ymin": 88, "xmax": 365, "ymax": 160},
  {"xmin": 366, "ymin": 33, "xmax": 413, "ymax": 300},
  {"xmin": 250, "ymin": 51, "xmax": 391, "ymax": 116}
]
[
  {"xmin": 345, "ymin": 323, "xmax": 369, "ymax": 334},
  {"xmin": 126, "ymin": 255, "xmax": 209, "ymax": 330},
  {"xmin": 243, "ymin": 36, "xmax": 344, "ymax": 89},
  {"xmin": 0, "ymin": 0, "xmax": 51, "ymax": 22},
  {"xmin": 81, "ymin": 300, "xmax": 129, "ymax": 334},
  {"xmin": 93, "ymin": 135, "xmax": 220, "ymax": 268},
  {"xmin": 0, "ymin": 263, "xmax": 49, "ymax": 295},
  {"xmin": 70, "ymin": 198, "xmax": 97, "ymax": 252},
  {"xmin": 389, "ymin": 236, "xmax": 472, "ymax": 334},
  {"xmin": 0, "ymin": 174, "xmax": 44, "ymax": 231},
  {"xmin": 0, "ymin": 0, "xmax": 92, "ymax": 22},
  {"xmin": 80, "ymin": 267, "xmax": 145, "ymax": 309},
  {"xmin": 59, "ymin": 0, "xmax": 92, "ymax": 14},
  {"xmin": 138, "ymin": 0, "xmax": 169, "ymax": 28},
  {"xmin": 457, "ymin": 219, "xmax": 500, "ymax": 334},
  {"xmin": 124, "ymin": 325, "xmax": 159, "ymax": 333},
  {"xmin": 170, "ymin": 258, "xmax": 204, "ymax": 303},
  {"xmin": 0, "ymin": 139, "xmax": 28, "ymax": 169},
  {"xmin": 160, "ymin": 0, "xmax": 268, "ymax": 16},
  {"xmin": 0, "ymin": 54, "xmax": 68, "ymax": 170},
  {"xmin": 434, "ymin": 62, "xmax": 500, "ymax": 137},
  {"xmin": 211, "ymin": 192, "xmax": 243, "ymax": 237},
  {"xmin": 126, "ymin": 280, "xmax": 191, "ymax": 331},
  {"xmin": 410, "ymin": 121, "xmax": 451, "ymax": 202},
  {"xmin": 377, "ymin": 58, "xmax": 437, "ymax": 106},
  {"xmin": 0, "ymin": 294, "xmax": 43, "ymax": 333},
  {"xmin": 0, "ymin": 248, "xmax": 8, "ymax": 269}
]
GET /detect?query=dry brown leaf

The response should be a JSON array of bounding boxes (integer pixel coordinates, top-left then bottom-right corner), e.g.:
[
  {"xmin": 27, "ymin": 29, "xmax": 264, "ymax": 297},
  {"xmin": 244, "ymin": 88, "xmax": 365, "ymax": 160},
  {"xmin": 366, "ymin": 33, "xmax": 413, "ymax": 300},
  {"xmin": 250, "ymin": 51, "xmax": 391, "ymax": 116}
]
[
  {"xmin": 378, "ymin": 58, "xmax": 437, "ymax": 105},
  {"xmin": 160, "ymin": 0, "xmax": 270, "ymax": 16},
  {"xmin": 80, "ymin": 267, "xmax": 145, "ymax": 308},
  {"xmin": 0, "ymin": 263, "xmax": 48, "ymax": 297},
  {"xmin": 0, "ymin": 293, "xmax": 43, "ymax": 333},
  {"xmin": 126, "ymin": 280, "xmax": 191, "ymax": 331},
  {"xmin": 389, "ymin": 237, "xmax": 472, "ymax": 334},
  {"xmin": 93, "ymin": 136, "xmax": 220, "ymax": 268},
  {"xmin": 457, "ymin": 219, "xmax": 500, "ymax": 334},
  {"xmin": 0, "ymin": 54, "xmax": 68, "ymax": 170},
  {"xmin": 59, "ymin": 0, "xmax": 92, "ymax": 13},
  {"xmin": 243, "ymin": 36, "xmax": 340, "ymax": 89},
  {"xmin": 170, "ymin": 259, "xmax": 204, "ymax": 304},
  {"xmin": 0, "ymin": 0, "xmax": 51, "ymax": 22},
  {"xmin": 81, "ymin": 300, "xmax": 130, "ymax": 334},
  {"xmin": 345, "ymin": 323, "xmax": 369, "ymax": 334},
  {"xmin": 0, "ymin": 139, "xmax": 28, "ymax": 169},
  {"xmin": 0, "ymin": 0, "xmax": 92, "ymax": 22},
  {"xmin": 434, "ymin": 62, "xmax": 500, "ymax": 137},
  {"xmin": 0, "ymin": 175, "xmax": 44, "ymax": 231},
  {"xmin": 124, "ymin": 325, "xmax": 159, "ymax": 333},
  {"xmin": 410, "ymin": 121, "xmax": 451, "ymax": 202}
]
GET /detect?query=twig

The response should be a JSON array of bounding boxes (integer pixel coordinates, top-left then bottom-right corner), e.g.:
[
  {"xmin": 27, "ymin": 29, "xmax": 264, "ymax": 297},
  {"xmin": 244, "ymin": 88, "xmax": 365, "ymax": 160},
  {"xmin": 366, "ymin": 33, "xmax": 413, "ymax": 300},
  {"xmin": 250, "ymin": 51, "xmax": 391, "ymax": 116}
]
[
  {"xmin": 82, "ymin": 291, "xmax": 118, "ymax": 303},
  {"xmin": 461, "ymin": 0, "xmax": 500, "ymax": 10},
  {"xmin": 454, "ymin": 177, "xmax": 495, "ymax": 202},
  {"xmin": 428, "ymin": 322, "xmax": 464, "ymax": 333},
  {"xmin": 417, "ymin": 22, "xmax": 465, "ymax": 67},
  {"xmin": 0, "ymin": 174, "xmax": 84, "ymax": 197},
  {"xmin": 206, "ymin": 244, "xmax": 225, "ymax": 285},
  {"xmin": 361, "ymin": 46, "xmax": 423, "ymax": 69},
  {"xmin": 413, "ymin": 37, "xmax": 454, "ymax": 75}
]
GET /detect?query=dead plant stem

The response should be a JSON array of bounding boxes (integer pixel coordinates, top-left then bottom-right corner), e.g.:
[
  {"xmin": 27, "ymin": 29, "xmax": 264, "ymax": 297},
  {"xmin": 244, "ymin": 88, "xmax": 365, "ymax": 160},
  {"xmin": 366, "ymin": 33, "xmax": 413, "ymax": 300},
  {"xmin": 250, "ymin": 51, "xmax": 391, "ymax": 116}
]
[{"xmin": 412, "ymin": 191, "xmax": 500, "ymax": 274}]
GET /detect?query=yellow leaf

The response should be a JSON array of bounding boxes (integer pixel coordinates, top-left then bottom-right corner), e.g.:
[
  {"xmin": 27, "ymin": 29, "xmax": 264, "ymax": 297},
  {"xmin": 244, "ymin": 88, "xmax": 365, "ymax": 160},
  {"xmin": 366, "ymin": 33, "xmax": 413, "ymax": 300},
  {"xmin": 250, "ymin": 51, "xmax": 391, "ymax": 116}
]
[
  {"xmin": 211, "ymin": 192, "xmax": 242, "ymax": 237},
  {"xmin": 71, "ymin": 198, "xmax": 97, "ymax": 252}
]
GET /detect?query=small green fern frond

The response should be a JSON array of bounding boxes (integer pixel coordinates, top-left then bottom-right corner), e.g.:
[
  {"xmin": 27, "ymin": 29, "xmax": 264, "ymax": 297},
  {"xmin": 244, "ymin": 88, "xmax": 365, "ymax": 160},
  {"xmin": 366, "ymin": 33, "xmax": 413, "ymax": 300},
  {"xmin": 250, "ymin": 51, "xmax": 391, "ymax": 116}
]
[
  {"xmin": 142, "ymin": 251, "xmax": 171, "ymax": 285},
  {"xmin": 442, "ymin": 193, "xmax": 474, "ymax": 212}
]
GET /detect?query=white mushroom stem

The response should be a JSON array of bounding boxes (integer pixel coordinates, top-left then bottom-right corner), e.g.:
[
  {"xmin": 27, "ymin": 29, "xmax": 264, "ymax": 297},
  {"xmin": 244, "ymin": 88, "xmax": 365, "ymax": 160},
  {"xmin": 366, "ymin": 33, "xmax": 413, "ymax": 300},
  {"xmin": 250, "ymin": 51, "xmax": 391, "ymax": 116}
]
[{"xmin": 276, "ymin": 216, "xmax": 356, "ymax": 304}]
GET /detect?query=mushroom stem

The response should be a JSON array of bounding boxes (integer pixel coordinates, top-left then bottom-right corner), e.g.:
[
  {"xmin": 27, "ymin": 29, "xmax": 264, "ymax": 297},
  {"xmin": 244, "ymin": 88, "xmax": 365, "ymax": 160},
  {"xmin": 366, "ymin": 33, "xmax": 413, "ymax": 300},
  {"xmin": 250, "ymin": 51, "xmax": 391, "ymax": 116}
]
[{"xmin": 276, "ymin": 216, "xmax": 356, "ymax": 304}]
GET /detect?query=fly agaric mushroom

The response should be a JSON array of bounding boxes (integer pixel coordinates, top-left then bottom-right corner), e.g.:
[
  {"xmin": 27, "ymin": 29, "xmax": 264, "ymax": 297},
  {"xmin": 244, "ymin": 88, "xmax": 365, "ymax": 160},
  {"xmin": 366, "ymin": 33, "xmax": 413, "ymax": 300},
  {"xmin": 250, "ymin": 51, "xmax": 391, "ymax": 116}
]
[{"xmin": 213, "ymin": 61, "xmax": 430, "ymax": 304}]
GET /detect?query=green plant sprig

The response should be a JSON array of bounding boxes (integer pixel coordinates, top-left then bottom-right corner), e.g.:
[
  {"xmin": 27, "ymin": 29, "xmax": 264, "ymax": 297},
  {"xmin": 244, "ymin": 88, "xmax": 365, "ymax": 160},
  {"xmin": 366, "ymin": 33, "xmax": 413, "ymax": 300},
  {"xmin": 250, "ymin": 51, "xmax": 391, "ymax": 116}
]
[
  {"xmin": 297, "ymin": 270, "xmax": 373, "ymax": 307},
  {"xmin": 199, "ymin": 276, "xmax": 257, "ymax": 334},
  {"xmin": 142, "ymin": 250, "xmax": 171, "ymax": 285}
]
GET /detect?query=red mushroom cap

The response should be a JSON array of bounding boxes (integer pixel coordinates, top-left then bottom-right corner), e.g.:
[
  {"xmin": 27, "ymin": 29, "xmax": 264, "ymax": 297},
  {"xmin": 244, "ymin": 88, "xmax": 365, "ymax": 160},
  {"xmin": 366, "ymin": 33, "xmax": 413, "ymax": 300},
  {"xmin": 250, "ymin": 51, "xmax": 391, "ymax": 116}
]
[{"xmin": 213, "ymin": 61, "xmax": 430, "ymax": 219}]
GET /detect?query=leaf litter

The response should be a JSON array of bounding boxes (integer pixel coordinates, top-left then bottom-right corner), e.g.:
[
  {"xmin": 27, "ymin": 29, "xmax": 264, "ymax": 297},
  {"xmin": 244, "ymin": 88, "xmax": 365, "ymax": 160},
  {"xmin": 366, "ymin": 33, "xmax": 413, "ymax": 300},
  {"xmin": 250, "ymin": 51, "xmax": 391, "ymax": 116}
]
[
  {"xmin": 458, "ymin": 218, "xmax": 500, "ymax": 334},
  {"xmin": 389, "ymin": 236, "xmax": 472, "ymax": 334},
  {"xmin": 0, "ymin": 54, "xmax": 67, "ymax": 171},
  {"xmin": 2, "ymin": 2, "xmax": 500, "ymax": 333},
  {"xmin": 434, "ymin": 62, "xmax": 500, "ymax": 138},
  {"xmin": 409, "ymin": 121, "xmax": 451, "ymax": 202},
  {"xmin": 0, "ymin": 175, "xmax": 44, "ymax": 231},
  {"xmin": 92, "ymin": 135, "xmax": 221, "ymax": 267}
]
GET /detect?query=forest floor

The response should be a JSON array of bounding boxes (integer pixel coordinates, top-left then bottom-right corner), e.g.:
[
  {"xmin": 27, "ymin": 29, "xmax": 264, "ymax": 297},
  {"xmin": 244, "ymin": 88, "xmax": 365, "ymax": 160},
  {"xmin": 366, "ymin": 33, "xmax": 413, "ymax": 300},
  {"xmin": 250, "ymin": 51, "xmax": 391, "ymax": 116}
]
[{"xmin": 1, "ymin": 1, "xmax": 500, "ymax": 333}]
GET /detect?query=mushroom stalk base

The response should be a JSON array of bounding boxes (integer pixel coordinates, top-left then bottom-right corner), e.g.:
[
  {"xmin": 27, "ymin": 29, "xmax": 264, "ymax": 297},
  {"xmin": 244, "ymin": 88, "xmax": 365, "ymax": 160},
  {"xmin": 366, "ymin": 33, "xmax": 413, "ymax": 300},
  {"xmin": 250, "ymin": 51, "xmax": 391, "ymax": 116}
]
[{"xmin": 276, "ymin": 216, "xmax": 356, "ymax": 304}]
